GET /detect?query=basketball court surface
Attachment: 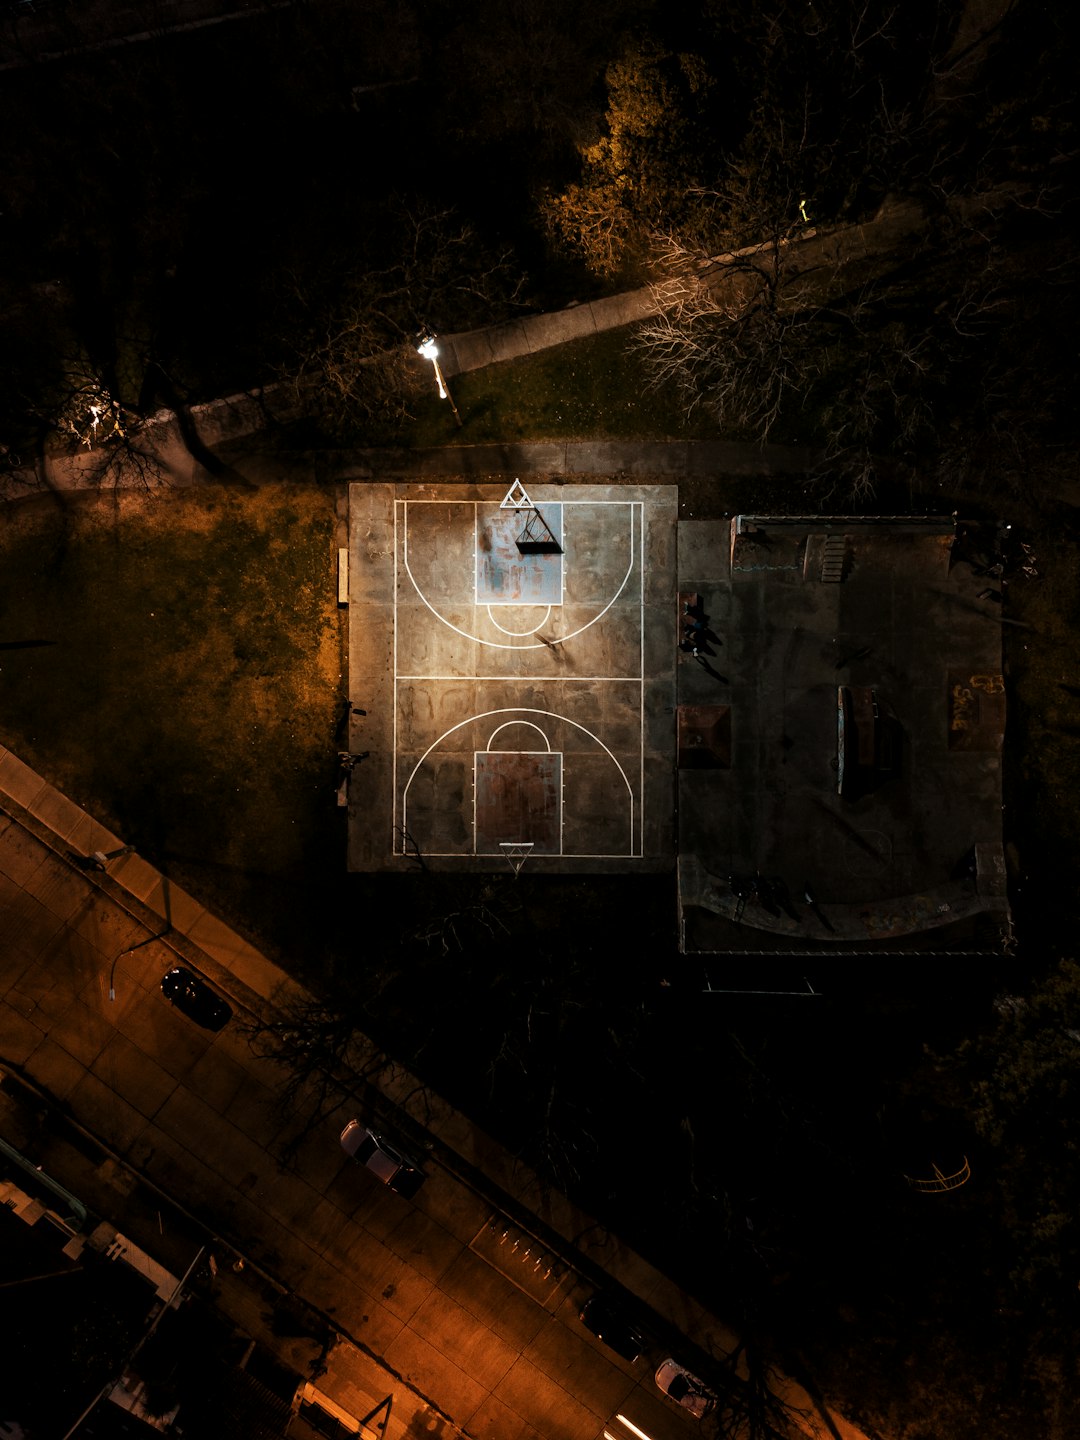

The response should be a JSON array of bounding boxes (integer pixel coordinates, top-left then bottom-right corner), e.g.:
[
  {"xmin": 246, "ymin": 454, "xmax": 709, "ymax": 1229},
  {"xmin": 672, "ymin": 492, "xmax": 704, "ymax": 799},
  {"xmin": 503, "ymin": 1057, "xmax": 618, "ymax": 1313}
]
[{"xmin": 347, "ymin": 482, "xmax": 678, "ymax": 872}]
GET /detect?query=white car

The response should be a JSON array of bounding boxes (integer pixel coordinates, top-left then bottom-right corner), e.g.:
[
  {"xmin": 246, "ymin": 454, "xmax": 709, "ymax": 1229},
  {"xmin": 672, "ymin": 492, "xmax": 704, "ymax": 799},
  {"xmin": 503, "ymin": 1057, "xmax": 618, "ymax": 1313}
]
[
  {"xmin": 340, "ymin": 1120, "xmax": 427, "ymax": 1198},
  {"xmin": 654, "ymin": 1358, "xmax": 718, "ymax": 1418}
]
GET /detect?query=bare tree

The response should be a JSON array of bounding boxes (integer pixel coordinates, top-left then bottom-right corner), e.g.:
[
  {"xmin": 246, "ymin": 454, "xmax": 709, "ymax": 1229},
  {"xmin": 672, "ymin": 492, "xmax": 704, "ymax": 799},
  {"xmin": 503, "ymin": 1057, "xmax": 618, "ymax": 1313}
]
[
  {"xmin": 634, "ymin": 232, "xmax": 817, "ymax": 444},
  {"xmin": 244, "ymin": 995, "xmax": 410, "ymax": 1168},
  {"xmin": 283, "ymin": 200, "xmax": 525, "ymax": 437},
  {"xmin": 17, "ymin": 352, "xmax": 171, "ymax": 491},
  {"xmin": 633, "ymin": 213, "xmax": 1033, "ymax": 502},
  {"xmin": 709, "ymin": 1341, "xmax": 809, "ymax": 1440},
  {"xmin": 413, "ymin": 875, "xmax": 517, "ymax": 956}
]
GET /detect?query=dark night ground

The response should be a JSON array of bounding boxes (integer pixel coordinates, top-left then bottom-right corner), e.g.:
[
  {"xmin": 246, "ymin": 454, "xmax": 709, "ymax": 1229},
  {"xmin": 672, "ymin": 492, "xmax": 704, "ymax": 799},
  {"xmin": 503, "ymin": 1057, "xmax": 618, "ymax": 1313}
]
[
  {"xmin": 2, "ymin": 1, "xmax": 1080, "ymax": 1436},
  {"xmin": 3, "ymin": 457, "xmax": 1076, "ymax": 1436},
  {"xmin": 0, "ymin": 1204, "xmax": 153, "ymax": 1433},
  {"xmin": 1, "ymin": 377, "xmax": 1076, "ymax": 1421}
]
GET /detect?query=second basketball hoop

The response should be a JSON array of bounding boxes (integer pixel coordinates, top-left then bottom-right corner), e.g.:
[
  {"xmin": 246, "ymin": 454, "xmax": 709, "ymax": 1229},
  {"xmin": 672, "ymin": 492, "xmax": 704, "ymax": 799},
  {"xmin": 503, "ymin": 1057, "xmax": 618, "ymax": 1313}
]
[{"xmin": 499, "ymin": 841, "xmax": 535, "ymax": 875}]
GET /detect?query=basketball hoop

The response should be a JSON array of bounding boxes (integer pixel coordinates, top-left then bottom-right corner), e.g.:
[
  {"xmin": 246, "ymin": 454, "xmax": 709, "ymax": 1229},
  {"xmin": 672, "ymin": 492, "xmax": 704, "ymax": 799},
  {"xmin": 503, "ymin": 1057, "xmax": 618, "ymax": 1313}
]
[
  {"xmin": 515, "ymin": 508, "xmax": 562, "ymax": 554},
  {"xmin": 499, "ymin": 841, "xmax": 534, "ymax": 875},
  {"xmin": 501, "ymin": 479, "xmax": 534, "ymax": 510}
]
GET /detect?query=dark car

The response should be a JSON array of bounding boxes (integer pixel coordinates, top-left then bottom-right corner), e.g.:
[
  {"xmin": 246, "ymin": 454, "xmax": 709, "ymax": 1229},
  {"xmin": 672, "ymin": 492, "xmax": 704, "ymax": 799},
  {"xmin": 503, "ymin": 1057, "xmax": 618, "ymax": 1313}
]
[
  {"xmin": 579, "ymin": 1295, "xmax": 645, "ymax": 1363},
  {"xmin": 340, "ymin": 1120, "xmax": 427, "ymax": 1198},
  {"xmin": 160, "ymin": 967, "xmax": 232, "ymax": 1031}
]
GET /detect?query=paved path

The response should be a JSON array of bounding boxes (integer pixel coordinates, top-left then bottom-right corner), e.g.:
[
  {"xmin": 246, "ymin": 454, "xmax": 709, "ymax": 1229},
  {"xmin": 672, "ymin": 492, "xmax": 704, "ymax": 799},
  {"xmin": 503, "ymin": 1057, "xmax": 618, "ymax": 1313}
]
[
  {"xmin": 0, "ymin": 433, "xmax": 816, "ymax": 503},
  {"xmin": 433, "ymin": 187, "xmax": 1029, "ymax": 380},
  {"xmin": 0, "ymin": 0, "xmax": 296, "ymax": 71},
  {"xmin": 1, "ymin": 190, "xmax": 994, "ymax": 505},
  {"xmin": 0, "ymin": 747, "xmax": 689, "ymax": 1440},
  {"xmin": 434, "ymin": 210, "xmax": 898, "ymax": 379},
  {"xmin": 1, "ymin": 180, "xmax": 1027, "ymax": 505},
  {"xmin": 337, "ymin": 439, "xmax": 814, "ymax": 480}
]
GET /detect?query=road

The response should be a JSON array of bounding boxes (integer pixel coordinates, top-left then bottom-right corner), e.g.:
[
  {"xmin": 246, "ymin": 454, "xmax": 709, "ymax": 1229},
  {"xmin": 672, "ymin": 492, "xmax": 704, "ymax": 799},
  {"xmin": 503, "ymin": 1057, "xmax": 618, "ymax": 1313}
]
[{"xmin": 0, "ymin": 758, "xmax": 740, "ymax": 1440}]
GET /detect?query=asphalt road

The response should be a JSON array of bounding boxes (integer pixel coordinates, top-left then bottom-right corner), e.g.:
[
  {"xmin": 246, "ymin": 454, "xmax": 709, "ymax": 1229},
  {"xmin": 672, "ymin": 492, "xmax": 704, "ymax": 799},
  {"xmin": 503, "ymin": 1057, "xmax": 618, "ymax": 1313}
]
[{"xmin": 0, "ymin": 787, "xmax": 722, "ymax": 1440}]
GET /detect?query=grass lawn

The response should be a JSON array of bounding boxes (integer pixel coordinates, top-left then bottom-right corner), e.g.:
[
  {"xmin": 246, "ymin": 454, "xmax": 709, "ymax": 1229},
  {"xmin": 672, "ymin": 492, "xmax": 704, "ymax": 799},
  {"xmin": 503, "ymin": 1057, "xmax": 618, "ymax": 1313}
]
[
  {"xmin": 0, "ymin": 485, "xmax": 346, "ymax": 961},
  {"xmin": 359, "ymin": 325, "xmax": 770, "ymax": 449},
  {"xmin": 1, "ymin": 329, "xmax": 801, "ymax": 997}
]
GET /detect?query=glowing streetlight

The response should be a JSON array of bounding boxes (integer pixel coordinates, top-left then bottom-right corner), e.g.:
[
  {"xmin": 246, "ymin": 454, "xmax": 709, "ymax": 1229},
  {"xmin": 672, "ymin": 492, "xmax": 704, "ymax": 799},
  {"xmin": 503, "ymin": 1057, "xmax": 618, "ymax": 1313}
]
[{"xmin": 416, "ymin": 334, "xmax": 462, "ymax": 427}]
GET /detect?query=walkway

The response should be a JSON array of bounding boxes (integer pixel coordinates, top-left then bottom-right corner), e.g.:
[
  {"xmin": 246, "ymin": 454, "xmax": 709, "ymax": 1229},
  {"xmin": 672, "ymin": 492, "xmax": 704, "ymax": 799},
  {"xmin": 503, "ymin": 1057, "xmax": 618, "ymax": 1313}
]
[
  {"xmin": 434, "ymin": 202, "xmax": 924, "ymax": 379},
  {"xmin": 0, "ymin": 740, "xmax": 869, "ymax": 1440},
  {"xmin": 341, "ymin": 439, "xmax": 814, "ymax": 479},
  {"xmin": 0, "ymin": 183, "xmax": 1023, "ymax": 504},
  {"xmin": 0, "ymin": 433, "xmax": 816, "ymax": 503}
]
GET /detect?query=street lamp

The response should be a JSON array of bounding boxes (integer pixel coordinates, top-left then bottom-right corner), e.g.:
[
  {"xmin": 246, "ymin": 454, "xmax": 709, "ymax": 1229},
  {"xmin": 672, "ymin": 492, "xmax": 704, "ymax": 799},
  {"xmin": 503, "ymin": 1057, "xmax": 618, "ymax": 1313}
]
[
  {"xmin": 108, "ymin": 926, "xmax": 171, "ymax": 1001},
  {"xmin": 416, "ymin": 334, "xmax": 462, "ymax": 427}
]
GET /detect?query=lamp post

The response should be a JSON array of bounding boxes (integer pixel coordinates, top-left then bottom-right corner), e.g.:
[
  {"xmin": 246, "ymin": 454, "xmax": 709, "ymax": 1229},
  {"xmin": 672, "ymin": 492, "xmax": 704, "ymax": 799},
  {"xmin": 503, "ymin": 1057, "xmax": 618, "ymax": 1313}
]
[
  {"xmin": 108, "ymin": 926, "xmax": 172, "ymax": 1001},
  {"xmin": 417, "ymin": 334, "xmax": 462, "ymax": 427}
]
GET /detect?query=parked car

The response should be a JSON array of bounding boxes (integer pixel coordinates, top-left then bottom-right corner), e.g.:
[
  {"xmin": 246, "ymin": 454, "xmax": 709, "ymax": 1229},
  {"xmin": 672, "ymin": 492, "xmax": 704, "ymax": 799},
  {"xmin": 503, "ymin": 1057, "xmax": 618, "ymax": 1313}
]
[
  {"xmin": 654, "ymin": 1359, "xmax": 718, "ymax": 1418},
  {"xmin": 160, "ymin": 967, "xmax": 232, "ymax": 1031},
  {"xmin": 578, "ymin": 1296, "xmax": 645, "ymax": 1363},
  {"xmin": 340, "ymin": 1120, "xmax": 427, "ymax": 1198}
]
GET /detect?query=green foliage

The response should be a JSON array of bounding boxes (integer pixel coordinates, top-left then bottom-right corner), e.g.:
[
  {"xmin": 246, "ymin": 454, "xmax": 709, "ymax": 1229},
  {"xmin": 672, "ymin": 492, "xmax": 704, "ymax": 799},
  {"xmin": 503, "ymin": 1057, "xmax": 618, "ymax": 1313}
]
[
  {"xmin": 541, "ymin": 37, "xmax": 721, "ymax": 278},
  {"xmin": 542, "ymin": 1, "xmax": 960, "ymax": 278}
]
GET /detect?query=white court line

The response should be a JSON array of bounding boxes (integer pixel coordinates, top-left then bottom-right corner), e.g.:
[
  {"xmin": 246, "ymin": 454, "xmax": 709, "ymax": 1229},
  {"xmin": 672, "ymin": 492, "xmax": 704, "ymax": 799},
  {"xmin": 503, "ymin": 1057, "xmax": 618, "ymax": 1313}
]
[
  {"xmin": 486, "ymin": 604, "xmax": 551, "ymax": 636},
  {"xmin": 638, "ymin": 500, "xmax": 644, "ymax": 818},
  {"xmin": 401, "ymin": 497, "xmax": 639, "ymax": 504},
  {"xmin": 561, "ymin": 507, "xmax": 565, "ymax": 609},
  {"xmin": 485, "ymin": 722, "xmax": 552, "ymax": 751},
  {"xmin": 392, "ymin": 500, "xmax": 399, "ymax": 846},
  {"xmin": 397, "ymin": 840, "xmax": 639, "ymax": 852},
  {"xmin": 400, "ymin": 707, "xmax": 636, "ymax": 857},
  {"xmin": 393, "ymin": 497, "xmax": 647, "ymax": 860},
  {"xmin": 481, "ymin": 723, "xmax": 558, "ymax": 856},
  {"xmin": 476, "ymin": 502, "xmax": 563, "ymax": 609},
  {"xmin": 401, "ymin": 500, "xmax": 636, "ymax": 652},
  {"xmin": 397, "ymin": 674, "xmax": 644, "ymax": 683}
]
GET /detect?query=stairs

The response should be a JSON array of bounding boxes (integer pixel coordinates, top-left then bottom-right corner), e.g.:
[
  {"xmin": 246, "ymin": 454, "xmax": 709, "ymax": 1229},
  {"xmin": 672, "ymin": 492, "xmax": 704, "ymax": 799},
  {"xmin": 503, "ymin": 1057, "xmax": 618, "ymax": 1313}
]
[{"xmin": 820, "ymin": 534, "xmax": 848, "ymax": 582}]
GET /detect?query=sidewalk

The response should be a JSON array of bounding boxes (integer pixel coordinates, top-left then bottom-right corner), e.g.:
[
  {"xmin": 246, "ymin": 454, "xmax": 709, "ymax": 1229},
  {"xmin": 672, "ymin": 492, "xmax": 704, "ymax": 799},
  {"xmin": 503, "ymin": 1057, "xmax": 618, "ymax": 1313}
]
[
  {"xmin": 434, "ymin": 197, "xmax": 944, "ymax": 380},
  {"xmin": 0, "ymin": 195, "xmax": 946, "ymax": 505},
  {"xmin": 0, "ymin": 740, "xmax": 869, "ymax": 1440},
  {"xmin": 0, "ymin": 431, "xmax": 816, "ymax": 504},
  {"xmin": 0, "ymin": 742, "xmax": 694, "ymax": 1440},
  {"xmin": 338, "ymin": 439, "xmax": 815, "ymax": 480}
]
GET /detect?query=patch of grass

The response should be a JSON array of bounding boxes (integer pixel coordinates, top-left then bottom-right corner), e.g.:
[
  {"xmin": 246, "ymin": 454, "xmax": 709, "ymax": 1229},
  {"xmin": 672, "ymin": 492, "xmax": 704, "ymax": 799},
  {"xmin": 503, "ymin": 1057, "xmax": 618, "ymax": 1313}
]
[
  {"xmin": 383, "ymin": 326, "xmax": 725, "ymax": 447},
  {"xmin": 0, "ymin": 486, "xmax": 342, "ymax": 954}
]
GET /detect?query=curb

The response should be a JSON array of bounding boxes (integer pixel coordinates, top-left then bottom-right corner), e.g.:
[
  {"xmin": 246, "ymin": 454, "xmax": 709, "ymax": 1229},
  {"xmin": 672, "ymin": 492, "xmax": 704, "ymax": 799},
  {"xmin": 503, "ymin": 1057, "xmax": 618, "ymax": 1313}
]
[{"xmin": 0, "ymin": 741, "xmax": 740, "ymax": 1366}]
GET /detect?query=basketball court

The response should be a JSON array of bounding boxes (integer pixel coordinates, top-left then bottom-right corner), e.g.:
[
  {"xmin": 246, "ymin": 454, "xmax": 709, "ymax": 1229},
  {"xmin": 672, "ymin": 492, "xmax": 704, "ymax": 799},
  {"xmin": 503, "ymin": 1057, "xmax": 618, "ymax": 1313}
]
[{"xmin": 347, "ymin": 482, "xmax": 677, "ymax": 872}]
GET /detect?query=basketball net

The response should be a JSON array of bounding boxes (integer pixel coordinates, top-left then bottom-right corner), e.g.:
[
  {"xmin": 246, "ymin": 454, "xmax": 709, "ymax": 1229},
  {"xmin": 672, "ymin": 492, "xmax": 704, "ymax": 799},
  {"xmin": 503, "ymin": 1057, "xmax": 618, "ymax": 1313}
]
[{"xmin": 499, "ymin": 842, "xmax": 534, "ymax": 875}]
